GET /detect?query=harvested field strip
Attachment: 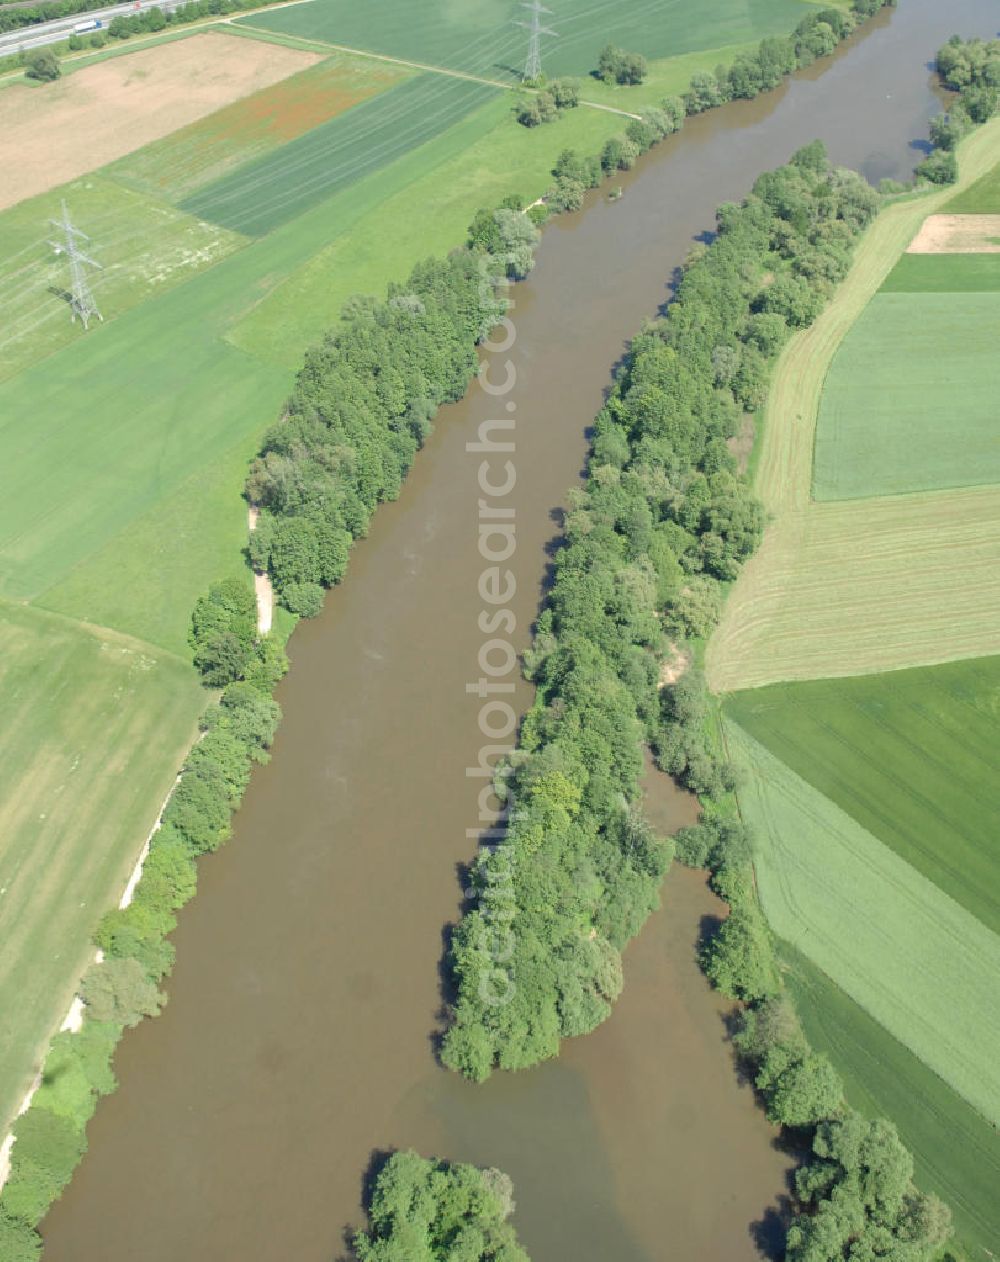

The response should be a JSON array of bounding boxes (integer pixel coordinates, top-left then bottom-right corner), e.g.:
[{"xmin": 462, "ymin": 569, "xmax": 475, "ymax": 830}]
[
  {"xmin": 813, "ymin": 291, "xmax": 1000, "ymax": 499},
  {"xmin": 0, "ymin": 31, "xmax": 319, "ymax": 212},
  {"xmin": 108, "ymin": 54, "xmax": 406, "ymax": 203},
  {"xmin": 785, "ymin": 946, "xmax": 1000, "ymax": 1258},
  {"xmin": 726, "ymin": 656, "xmax": 1000, "ymax": 938},
  {"xmin": 0, "ymin": 600, "xmax": 203, "ymax": 1136},
  {"xmin": 905, "ymin": 212, "xmax": 1000, "ymax": 253},
  {"xmin": 725, "ymin": 719, "xmax": 1000, "ymax": 1127},
  {"xmin": 0, "ymin": 175, "xmax": 243, "ymax": 384},
  {"xmin": 707, "ymin": 483, "xmax": 1000, "ymax": 690},
  {"xmin": 881, "ymin": 251, "xmax": 1000, "ymax": 291},
  {"xmin": 237, "ymin": 0, "xmax": 814, "ymax": 81},
  {"xmin": 182, "ymin": 72, "xmax": 498, "ymax": 235}
]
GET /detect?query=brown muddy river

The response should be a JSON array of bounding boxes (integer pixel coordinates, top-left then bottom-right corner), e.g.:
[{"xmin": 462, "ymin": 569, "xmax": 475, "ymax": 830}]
[{"xmin": 42, "ymin": 2, "xmax": 1000, "ymax": 1259}]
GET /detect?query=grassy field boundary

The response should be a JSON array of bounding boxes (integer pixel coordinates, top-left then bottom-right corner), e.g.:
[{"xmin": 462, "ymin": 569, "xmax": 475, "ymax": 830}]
[{"xmin": 706, "ymin": 117, "xmax": 1000, "ymax": 692}]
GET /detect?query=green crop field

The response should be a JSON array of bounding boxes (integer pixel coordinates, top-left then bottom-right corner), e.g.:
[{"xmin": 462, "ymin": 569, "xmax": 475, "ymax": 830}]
[
  {"xmin": 0, "ymin": 601, "xmax": 203, "ymax": 1136},
  {"xmin": 0, "ymin": 176, "xmax": 243, "ymax": 384},
  {"xmin": 881, "ymin": 250, "xmax": 1000, "ymax": 292},
  {"xmin": 725, "ymin": 719, "xmax": 1000, "ymax": 1127},
  {"xmin": 784, "ymin": 946, "xmax": 1000, "ymax": 1257},
  {"xmin": 109, "ymin": 54, "xmax": 406, "ymax": 203},
  {"xmin": 236, "ymin": 0, "xmax": 816, "ymax": 81},
  {"xmin": 812, "ymin": 291, "xmax": 1000, "ymax": 500},
  {"xmin": 945, "ymin": 156, "xmax": 1000, "ymax": 212},
  {"xmin": 183, "ymin": 73, "xmax": 498, "ymax": 235},
  {"xmin": 726, "ymin": 656, "xmax": 1000, "ymax": 939}
]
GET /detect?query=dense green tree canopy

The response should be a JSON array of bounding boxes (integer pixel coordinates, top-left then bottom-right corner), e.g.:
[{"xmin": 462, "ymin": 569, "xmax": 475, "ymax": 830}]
[{"xmin": 354, "ymin": 1152, "xmax": 530, "ymax": 1262}]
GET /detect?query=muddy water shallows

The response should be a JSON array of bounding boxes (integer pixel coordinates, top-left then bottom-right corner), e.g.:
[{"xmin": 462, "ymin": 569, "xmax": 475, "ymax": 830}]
[{"xmin": 41, "ymin": 2, "xmax": 1000, "ymax": 1259}]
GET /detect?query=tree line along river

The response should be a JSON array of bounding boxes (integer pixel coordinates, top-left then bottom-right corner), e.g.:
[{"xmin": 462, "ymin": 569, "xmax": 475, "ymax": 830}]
[{"xmin": 41, "ymin": 1, "xmax": 1000, "ymax": 1257}]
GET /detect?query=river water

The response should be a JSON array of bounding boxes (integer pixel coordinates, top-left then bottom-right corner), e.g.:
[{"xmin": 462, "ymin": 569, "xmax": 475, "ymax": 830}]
[{"xmin": 41, "ymin": 2, "xmax": 999, "ymax": 1259}]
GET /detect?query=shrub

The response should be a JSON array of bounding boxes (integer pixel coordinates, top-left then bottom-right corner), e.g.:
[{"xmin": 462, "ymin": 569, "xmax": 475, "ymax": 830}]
[
  {"xmin": 596, "ymin": 43, "xmax": 647, "ymax": 85},
  {"xmin": 281, "ymin": 580, "xmax": 324, "ymax": 618},
  {"xmin": 81, "ymin": 957, "xmax": 165, "ymax": 1027},
  {"xmin": 916, "ymin": 147, "xmax": 958, "ymax": 185},
  {"xmin": 702, "ymin": 904, "xmax": 780, "ymax": 1000},
  {"xmin": 25, "ymin": 49, "xmax": 59, "ymax": 80}
]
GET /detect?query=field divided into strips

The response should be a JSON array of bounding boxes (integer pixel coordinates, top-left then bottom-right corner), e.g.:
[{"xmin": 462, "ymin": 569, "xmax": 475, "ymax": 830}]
[
  {"xmin": 108, "ymin": 54, "xmax": 407, "ymax": 203},
  {"xmin": 706, "ymin": 118, "xmax": 1000, "ymax": 692},
  {"xmin": 0, "ymin": 601, "xmax": 203, "ymax": 1135},
  {"xmin": 723, "ymin": 719, "xmax": 1000, "ymax": 1127},
  {"xmin": 183, "ymin": 72, "xmax": 499, "ymax": 235},
  {"xmin": 784, "ymin": 946, "xmax": 1000, "ymax": 1257},
  {"xmin": 236, "ymin": 0, "xmax": 816, "ymax": 81},
  {"xmin": 0, "ymin": 176, "xmax": 244, "ymax": 384},
  {"xmin": 726, "ymin": 657, "xmax": 1000, "ymax": 944}
]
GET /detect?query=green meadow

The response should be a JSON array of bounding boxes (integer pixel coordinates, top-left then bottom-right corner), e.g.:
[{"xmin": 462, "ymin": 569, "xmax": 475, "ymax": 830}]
[
  {"xmin": 237, "ymin": 0, "xmax": 816, "ymax": 81},
  {"xmin": 813, "ymin": 290, "xmax": 1000, "ymax": 499},
  {"xmin": 784, "ymin": 946, "xmax": 1000, "ymax": 1257},
  {"xmin": 726, "ymin": 657, "xmax": 1000, "ymax": 937},
  {"xmin": 725, "ymin": 719, "xmax": 1000, "ymax": 1127}
]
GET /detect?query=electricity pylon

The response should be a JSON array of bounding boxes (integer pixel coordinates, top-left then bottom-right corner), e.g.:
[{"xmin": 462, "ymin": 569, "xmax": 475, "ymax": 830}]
[
  {"xmin": 48, "ymin": 200, "xmax": 102, "ymax": 329},
  {"xmin": 514, "ymin": 0, "xmax": 556, "ymax": 82}
]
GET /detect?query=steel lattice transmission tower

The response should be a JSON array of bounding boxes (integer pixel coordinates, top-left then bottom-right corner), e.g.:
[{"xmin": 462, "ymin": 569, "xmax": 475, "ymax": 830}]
[
  {"xmin": 514, "ymin": 0, "xmax": 556, "ymax": 82},
  {"xmin": 48, "ymin": 199, "xmax": 103, "ymax": 329}
]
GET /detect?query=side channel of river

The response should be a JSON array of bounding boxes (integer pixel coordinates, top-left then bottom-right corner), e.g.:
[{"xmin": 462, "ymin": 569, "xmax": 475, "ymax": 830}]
[{"xmin": 41, "ymin": 3, "xmax": 999, "ymax": 1259}]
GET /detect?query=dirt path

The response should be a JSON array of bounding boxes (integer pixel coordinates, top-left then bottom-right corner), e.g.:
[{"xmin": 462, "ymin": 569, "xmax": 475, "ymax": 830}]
[{"xmin": 248, "ymin": 506, "xmax": 274, "ymax": 635}]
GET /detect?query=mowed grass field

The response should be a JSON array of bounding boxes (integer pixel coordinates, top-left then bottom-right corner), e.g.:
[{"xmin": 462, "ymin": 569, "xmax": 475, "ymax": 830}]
[
  {"xmin": 0, "ymin": 601, "xmax": 203, "ymax": 1134},
  {"xmin": 109, "ymin": 54, "xmax": 406, "ymax": 202},
  {"xmin": 724, "ymin": 718, "xmax": 1000, "ymax": 1127},
  {"xmin": 812, "ymin": 292, "xmax": 1000, "ymax": 499},
  {"xmin": 784, "ymin": 946, "xmax": 1000, "ymax": 1257},
  {"xmin": 236, "ymin": 0, "xmax": 818, "ymax": 81},
  {"xmin": 726, "ymin": 656, "xmax": 1000, "ymax": 943},
  {"xmin": 706, "ymin": 118, "xmax": 1000, "ymax": 692}
]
